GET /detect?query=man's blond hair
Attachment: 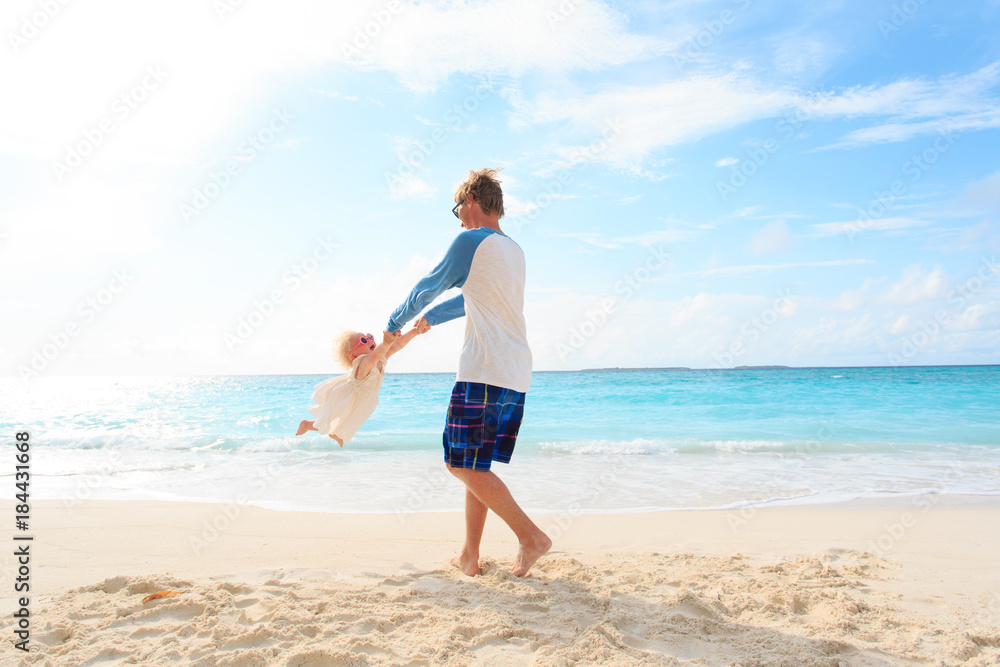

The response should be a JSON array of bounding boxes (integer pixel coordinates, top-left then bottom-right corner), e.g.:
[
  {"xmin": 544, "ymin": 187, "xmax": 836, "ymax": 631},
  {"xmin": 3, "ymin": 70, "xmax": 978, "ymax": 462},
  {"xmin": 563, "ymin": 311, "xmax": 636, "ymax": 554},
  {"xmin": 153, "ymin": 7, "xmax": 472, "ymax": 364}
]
[{"xmin": 455, "ymin": 168, "xmax": 504, "ymax": 219}]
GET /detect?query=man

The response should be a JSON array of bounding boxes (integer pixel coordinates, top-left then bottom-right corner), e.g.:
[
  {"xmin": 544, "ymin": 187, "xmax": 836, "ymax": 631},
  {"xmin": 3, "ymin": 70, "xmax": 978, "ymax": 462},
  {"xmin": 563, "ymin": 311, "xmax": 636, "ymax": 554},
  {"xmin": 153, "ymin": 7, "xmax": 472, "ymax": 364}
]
[{"xmin": 386, "ymin": 168, "xmax": 551, "ymax": 577}]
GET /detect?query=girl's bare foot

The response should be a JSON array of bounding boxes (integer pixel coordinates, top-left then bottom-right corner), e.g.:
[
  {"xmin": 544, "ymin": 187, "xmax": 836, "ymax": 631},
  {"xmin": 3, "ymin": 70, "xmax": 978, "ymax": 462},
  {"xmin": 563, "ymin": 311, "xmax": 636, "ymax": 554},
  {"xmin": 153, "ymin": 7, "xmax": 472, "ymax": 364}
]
[
  {"xmin": 511, "ymin": 532, "xmax": 552, "ymax": 577},
  {"xmin": 296, "ymin": 420, "xmax": 315, "ymax": 436},
  {"xmin": 450, "ymin": 548, "xmax": 481, "ymax": 576},
  {"xmin": 329, "ymin": 434, "xmax": 344, "ymax": 446}
]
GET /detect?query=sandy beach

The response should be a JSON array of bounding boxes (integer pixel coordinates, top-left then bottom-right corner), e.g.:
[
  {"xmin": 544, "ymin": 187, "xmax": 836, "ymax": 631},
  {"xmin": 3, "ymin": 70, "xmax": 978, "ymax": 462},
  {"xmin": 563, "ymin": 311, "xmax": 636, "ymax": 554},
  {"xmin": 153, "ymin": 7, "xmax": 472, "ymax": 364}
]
[{"xmin": 3, "ymin": 496, "xmax": 999, "ymax": 666}]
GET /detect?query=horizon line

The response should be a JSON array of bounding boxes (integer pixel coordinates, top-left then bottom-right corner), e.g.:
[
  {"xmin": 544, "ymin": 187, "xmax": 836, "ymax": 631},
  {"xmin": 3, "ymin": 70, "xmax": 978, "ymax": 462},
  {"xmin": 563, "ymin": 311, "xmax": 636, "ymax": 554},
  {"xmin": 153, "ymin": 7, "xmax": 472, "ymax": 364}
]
[{"xmin": 3, "ymin": 363, "xmax": 998, "ymax": 379}]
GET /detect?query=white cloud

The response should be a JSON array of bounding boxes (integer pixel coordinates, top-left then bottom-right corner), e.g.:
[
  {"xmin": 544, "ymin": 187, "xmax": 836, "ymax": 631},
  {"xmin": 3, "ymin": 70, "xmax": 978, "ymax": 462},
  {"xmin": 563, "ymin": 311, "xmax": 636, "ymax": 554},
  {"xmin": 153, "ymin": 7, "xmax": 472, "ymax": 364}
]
[
  {"xmin": 20, "ymin": 1, "xmax": 672, "ymax": 288},
  {"xmin": 612, "ymin": 229, "xmax": 696, "ymax": 246},
  {"xmin": 715, "ymin": 157, "xmax": 739, "ymax": 167},
  {"xmin": 526, "ymin": 265, "xmax": 1000, "ymax": 369},
  {"xmin": 829, "ymin": 264, "xmax": 990, "ymax": 317},
  {"xmin": 951, "ymin": 302, "xmax": 1000, "ymax": 333},
  {"xmin": 805, "ymin": 62, "xmax": 1000, "ymax": 119},
  {"xmin": 532, "ymin": 288, "xmax": 809, "ymax": 369},
  {"xmin": 343, "ymin": 0, "xmax": 668, "ymax": 92},
  {"xmin": 311, "ymin": 89, "xmax": 358, "ymax": 101},
  {"xmin": 668, "ymin": 292, "xmax": 738, "ymax": 329},
  {"xmin": 4, "ymin": 251, "xmax": 467, "ymax": 376},
  {"xmin": 386, "ymin": 172, "xmax": 436, "ymax": 201},
  {"xmin": 936, "ymin": 220, "xmax": 1000, "ymax": 253},
  {"xmin": 811, "ymin": 217, "xmax": 930, "ymax": 236},
  {"xmin": 546, "ymin": 228, "xmax": 696, "ymax": 249},
  {"xmin": 772, "ymin": 36, "xmax": 840, "ymax": 76},
  {"xmin": 511, "ymin": 72, "xmax": 797, "ymax": 163},
  {"xmin": 728, "ymin": 205, "xmax": 765, "ymax": 219},
  {"xmin": 827, "ymin": 111, "xmax": 1000, "ymax": 149},
  {"xmin": 751, "ymin": 219, "xmax": 791, "ymax": 254},
  {"xmin": 503, "ymin": 194, "xmax": 542, "ymax": 218},
  {"xmin": 807, "ymin": 61, "xmax": 1000, "ymax": 148},
  {"xmin": 552, "ymin": 232, "xmax": 624, "ymax": 249},
  {"xmin": 382, "ymin": 135, "xmax": 442, "ymax": 200},
  {"xmin": 1, "ymin": 0, "xmax": 665, "ymax": 153},
  {"xmin": 615, "ymin": 162, "xmax": 674, "ymax": 181},
  {"xmin": 509, "ymin": 60, "xmax": 1000, "ymax": 170},
  {"xmin": 882, "ymin": 266, "xmax": 949, "ymax": 305},
  {"xmin": 665, "ymin": 259, "xmax": 874, "ymax": 279},
  {"xmin": 6, "ymin": 1, "xmax": 999, "ymax": 374},
  {"xmin": 829, "ymin": 278, "xmax": 878, "ymax": 313},
  {"xmin": 954, "ymin": 171, "xmax": 1000, "ymax": 214},
  {"xmin": 890, "ymin": 315, "xmax": 912, "ymax": 335},
  {"xmin": 0, "ymin": 176, "xmax": 164, "ymax": 277}
]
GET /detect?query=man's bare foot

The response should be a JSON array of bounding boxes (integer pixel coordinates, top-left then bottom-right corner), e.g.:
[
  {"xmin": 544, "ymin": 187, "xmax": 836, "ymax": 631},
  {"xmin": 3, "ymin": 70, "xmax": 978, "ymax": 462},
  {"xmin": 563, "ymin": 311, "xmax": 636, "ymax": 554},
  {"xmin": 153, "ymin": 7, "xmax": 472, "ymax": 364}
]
[
  {"xmin": 329, "ymin": 434, "xmax": 344, "ymax": 446},
  {"xmin": 450, "ymin": 549, "xmax": 480, "ymax": 576},
  {"xmin": 296, "ymin": 420, "xmax": 314, "ymax": 436},
  {"xmin": 511, "ymin": 532, "xmax": 551, "ymax": 577}
]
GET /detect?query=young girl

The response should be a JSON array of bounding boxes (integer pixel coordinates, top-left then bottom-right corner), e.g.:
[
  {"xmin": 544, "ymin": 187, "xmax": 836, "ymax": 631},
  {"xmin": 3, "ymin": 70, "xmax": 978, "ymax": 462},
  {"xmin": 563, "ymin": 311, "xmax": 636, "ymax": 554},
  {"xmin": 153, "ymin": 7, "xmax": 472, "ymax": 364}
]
[{"xmin": 296, "ymin": 324, "xmax": 427, "ymax": 445}]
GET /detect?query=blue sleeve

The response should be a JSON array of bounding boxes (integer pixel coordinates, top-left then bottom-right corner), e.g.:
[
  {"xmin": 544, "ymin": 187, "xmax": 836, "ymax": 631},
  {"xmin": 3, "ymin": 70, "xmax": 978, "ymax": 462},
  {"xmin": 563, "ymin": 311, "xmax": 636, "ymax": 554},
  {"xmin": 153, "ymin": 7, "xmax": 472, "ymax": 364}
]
[
  {"xmin": 386, "ymin": 231, "xmax": 483, "ymax": 332},
  {"xmin": 424, "ymin": 294, "xmax": 465, "ymax": 325}
]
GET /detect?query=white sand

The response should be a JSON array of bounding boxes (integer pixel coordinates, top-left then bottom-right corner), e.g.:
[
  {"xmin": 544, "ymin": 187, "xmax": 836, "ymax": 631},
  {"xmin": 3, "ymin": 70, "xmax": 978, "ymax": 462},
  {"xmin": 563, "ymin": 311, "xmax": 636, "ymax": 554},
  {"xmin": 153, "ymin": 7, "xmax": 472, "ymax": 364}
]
[{"xmin": 3, "ymin": 496, "xmax": 999, "ymax": 666}]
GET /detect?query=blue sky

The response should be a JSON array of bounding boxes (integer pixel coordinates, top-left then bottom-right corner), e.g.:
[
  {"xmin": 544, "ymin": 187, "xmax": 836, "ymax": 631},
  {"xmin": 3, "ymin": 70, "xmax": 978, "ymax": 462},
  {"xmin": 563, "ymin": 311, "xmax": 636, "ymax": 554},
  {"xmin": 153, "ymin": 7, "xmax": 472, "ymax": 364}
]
[{"xmin": 1, "ymin": 0, "xmax": 999, "ymax": 377}]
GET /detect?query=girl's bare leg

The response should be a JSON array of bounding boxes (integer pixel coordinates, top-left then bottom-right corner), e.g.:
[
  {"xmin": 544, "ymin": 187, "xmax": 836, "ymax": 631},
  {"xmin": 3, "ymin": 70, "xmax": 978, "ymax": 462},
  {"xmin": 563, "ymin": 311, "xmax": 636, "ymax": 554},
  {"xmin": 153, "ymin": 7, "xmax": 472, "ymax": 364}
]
[
  {"xmin": 330, "ymin": 434, "xmax": 344, "ymax": 446},
  {"xmin": 296, "ymin": 420, "xmax": 317, "ymax": 436}
]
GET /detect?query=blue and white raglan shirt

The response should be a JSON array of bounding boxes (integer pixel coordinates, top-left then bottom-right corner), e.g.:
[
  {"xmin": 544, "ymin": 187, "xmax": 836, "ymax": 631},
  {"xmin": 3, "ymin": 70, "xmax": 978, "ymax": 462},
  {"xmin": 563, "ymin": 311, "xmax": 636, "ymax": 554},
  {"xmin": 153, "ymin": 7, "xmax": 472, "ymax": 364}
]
[{"xmin": 387, "ymin": 228, "xmax": 532, "ymax": 393}]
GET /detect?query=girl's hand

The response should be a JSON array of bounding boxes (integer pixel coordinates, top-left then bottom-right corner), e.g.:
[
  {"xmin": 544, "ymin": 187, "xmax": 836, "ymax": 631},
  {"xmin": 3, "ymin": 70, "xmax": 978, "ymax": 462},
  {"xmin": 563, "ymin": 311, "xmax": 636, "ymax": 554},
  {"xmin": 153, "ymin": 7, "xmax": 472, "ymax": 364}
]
[
  {"xmin": 413, "ymin": 317, "xmax": 431, "ymax": 334},
  {"xmin": 382, "ymin": 330, "xmax": 401, "ymax": 345}
]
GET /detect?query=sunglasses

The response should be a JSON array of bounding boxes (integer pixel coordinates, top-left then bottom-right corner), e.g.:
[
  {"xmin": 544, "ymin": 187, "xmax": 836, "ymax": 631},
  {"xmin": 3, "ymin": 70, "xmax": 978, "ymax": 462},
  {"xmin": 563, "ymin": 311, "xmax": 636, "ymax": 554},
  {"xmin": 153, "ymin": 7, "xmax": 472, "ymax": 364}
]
[
  {"xmin": 452, "ymin": 196, "xmax": 465, "ymax": 219},
  {"xmin": 349, "ymin": 333, "xmax": 376, "ymax": 352}
]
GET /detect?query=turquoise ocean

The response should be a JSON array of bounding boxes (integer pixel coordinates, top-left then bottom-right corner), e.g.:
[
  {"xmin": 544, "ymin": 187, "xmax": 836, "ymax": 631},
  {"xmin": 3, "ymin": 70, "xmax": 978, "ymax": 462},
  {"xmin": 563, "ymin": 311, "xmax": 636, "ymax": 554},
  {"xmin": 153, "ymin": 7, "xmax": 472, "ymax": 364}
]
[{"xmin": 2, "ymin": 366, "xmax": 999, "ymax": 514}]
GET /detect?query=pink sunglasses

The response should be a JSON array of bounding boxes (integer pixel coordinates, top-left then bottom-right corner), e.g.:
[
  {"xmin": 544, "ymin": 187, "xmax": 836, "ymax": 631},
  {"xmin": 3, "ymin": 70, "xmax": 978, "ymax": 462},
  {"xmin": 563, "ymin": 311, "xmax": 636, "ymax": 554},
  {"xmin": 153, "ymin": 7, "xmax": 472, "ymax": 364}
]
[{"xmin": 350, "ymin": 333, "xmax": 376, "ymax": 352}]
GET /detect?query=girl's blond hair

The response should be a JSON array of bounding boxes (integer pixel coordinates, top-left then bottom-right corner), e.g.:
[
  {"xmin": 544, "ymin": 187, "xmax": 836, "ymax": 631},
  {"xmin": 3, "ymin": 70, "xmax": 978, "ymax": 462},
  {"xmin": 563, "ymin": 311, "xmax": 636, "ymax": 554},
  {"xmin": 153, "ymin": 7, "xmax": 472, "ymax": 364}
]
[{"xmin": 332, "ymin": 330, "xmax": 361, "ymax": 369}]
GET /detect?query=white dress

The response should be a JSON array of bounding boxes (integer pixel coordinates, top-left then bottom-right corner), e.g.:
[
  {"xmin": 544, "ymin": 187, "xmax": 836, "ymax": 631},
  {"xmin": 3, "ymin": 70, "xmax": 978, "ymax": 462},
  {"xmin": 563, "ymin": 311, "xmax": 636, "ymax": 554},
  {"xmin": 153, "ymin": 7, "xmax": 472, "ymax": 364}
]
[{"xmin": 308, "ymin": 355, "xmax": 386, "ymax": 442}]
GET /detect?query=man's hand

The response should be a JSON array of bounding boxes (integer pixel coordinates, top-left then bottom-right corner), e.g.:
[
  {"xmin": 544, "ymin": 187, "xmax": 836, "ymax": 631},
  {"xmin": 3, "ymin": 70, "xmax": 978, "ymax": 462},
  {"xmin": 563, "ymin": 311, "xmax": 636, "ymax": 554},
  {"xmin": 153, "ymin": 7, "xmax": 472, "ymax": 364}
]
[
  {"xmin": 413, "ymin": 317, "xmax": 431, "ymax": 334},
  {"xmin": 382, "ymin": 329, "xmax": 401, "ymax": 345}
]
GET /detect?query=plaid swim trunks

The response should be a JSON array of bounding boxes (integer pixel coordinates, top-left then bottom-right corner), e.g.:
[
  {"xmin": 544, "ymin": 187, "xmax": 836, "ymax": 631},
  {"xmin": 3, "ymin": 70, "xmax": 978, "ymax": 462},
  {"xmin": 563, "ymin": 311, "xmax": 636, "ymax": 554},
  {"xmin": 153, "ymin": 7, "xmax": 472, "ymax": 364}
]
[{"xmin": 442, "ymin": 381, "xmax": 526, "ymax": 471}]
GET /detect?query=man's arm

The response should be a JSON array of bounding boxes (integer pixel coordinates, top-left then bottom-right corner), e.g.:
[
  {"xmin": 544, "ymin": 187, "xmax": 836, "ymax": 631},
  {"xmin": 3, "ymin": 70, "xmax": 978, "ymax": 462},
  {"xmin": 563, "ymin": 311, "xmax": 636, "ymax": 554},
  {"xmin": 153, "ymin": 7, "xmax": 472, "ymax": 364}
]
[
  {"xmin": 385, "ymin": 231, "xmax": 482, "ymax": 332},
  {"xmin": 423, "ymin": 293, "xmax": 465, "ymax": 326}
]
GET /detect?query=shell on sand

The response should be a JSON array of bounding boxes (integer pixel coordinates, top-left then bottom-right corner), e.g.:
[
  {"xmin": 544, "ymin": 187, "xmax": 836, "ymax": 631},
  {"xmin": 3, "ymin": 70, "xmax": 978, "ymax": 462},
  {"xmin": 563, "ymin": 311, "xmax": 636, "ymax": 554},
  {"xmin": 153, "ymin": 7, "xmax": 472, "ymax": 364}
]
[{"xmin": 141, "ymin": 590, "xmax": 180, "ymax": 604}]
